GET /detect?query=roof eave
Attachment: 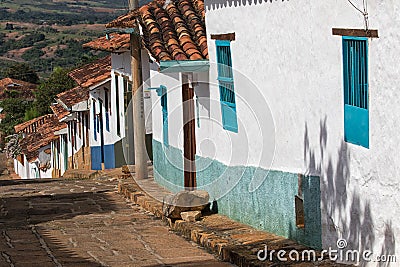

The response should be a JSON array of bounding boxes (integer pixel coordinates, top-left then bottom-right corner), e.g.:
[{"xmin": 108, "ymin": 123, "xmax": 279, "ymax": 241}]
[
  {"xmin": 88, "ymin": 77, "xmax": 112, "ymax": 91},
  {"xmin": 159, "ymin": 60, "xmax": 210, "ymax": 73}
]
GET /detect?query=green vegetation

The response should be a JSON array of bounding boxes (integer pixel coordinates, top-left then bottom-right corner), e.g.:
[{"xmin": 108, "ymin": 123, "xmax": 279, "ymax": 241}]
[
  {"xmin": 0, "ymin": 0, "xmax": 124, "ymax": 77},
  {"xmin": 33, "ymin": 67, "xmax": 76, "ymax": 116},
  {"xmin": 0, "ymin": 65, "xmax": 75, "ymax": 136},
  {"xmin": 0, "ymin": 0, "xmax": 122, "ymax": 137},
  {"xmin": 0, "ymin": 97, "xmax": 34, "ymax": 136},
  {"xmin": 0, "ymin": 0, "xmax": 126, "ymax": 25},
  {"xmin": 3, "ymin": 62, "xmax": 39, "ymax": 84}
]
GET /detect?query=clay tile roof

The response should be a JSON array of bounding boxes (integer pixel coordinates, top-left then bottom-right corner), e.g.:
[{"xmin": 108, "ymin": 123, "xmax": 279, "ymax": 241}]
[
  {"xmin": 15, "ymin": 114, "xmax": 52, "ymax": 134},
  {"xmin": 68, "ymin": 56, "xmax": 111, "ymax": 88},
  {"xmin": 0, "ymin": 78, "xmax": 36, "ymax": 100},
  {"xmin": 83, "ymin": 34, "xmax": 131, "ymax": 52},
  {"xmin": 17, "ymin": 114, "xmax": 67, "ymax": 162},
  {"xmin": 50, "ymin": 103, "xmax": 70, "ymax": 120},
  {"xmin": 57, "ymin": 86, "xmax": 89, "ymax": 109},
  {"xmin": 106, "ymin": 0, "xmax": 208, "ymax": 62}
]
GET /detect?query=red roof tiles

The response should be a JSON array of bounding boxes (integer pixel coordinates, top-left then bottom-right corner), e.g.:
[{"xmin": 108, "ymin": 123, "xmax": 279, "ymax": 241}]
[
  {"xmin": 57, "ymin": 86, "xmax": 89, "ymax": 109},
  {"xmin": 83, "ymin": 34, "xmax": 131, "ymax": 52},
  {"xmin": 0, "ymin": 78, "xmax": 36, "ymax": 100},
  {"xmin": 50, "ymin": 103, "xmax": 70, "ymax": 120},
  {"xmin": 15, "ymin": 114, "xmax": 67, "ymax": 162},
  {"xmin": 68, "ymin": 56, "xmax": 111, "ymax": 88},
  {"xmin": 106, "ymin": 0, "xmax": 208, "ymax": 62},
  {"xmin": 15, "ymin": 114, "xmax": 52, "ymax": 134}
]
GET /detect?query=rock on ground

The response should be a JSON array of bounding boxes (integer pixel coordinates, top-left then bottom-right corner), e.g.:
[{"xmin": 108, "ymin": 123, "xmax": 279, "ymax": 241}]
[
  {"xmin": 163, "ymin": 190, "xmax": 209, "ymax": 219},
  {"xmin": 181, "ymin": 211, "xmax": 202, "ymax": 222}
]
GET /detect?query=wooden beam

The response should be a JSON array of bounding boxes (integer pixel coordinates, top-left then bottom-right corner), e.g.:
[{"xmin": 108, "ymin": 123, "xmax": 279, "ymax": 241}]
[
  {"xmin": 182, "ymin": 74, "xmax": 196, "ymax": 190},
  {"xmin": 332, "ymin": 28, "xmax": 379, "ymax": 38},
  {"xmin": 211, "ymin": 33, "xmax": 235, "ymax": 41}
]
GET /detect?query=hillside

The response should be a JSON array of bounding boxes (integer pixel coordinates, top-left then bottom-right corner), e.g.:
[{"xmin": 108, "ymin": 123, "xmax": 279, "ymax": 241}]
[{"xmin": 0, "ymin": 0, "xmax": 127, "ymax": 77}]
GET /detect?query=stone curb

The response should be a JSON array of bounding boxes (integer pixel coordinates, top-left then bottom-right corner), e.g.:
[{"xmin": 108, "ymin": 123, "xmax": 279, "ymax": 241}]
[{"xmin": 117, "ymin": 178, "xmax": 349, "ymax": 267}]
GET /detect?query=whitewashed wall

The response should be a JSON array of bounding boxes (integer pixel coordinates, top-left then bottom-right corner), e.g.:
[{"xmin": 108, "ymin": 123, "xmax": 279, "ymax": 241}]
[
  {"xmin": 147, "ymin": 64, "xmax": 182, "ymax": 148},
  {"xmin": 89, "ymin": 81, "xmax": 119, "ymax": 147},
  {"xmin": 204, "ymin": 0, "xmax": 399, "ymax": 263},
  {"xmin": 13, "ymin": 158, "xmax": 25, "ymax": 178}
]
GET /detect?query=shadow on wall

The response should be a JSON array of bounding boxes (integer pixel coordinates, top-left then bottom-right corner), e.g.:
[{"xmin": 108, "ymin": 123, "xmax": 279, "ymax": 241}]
[
  {"xmin": 204, "ymin": 0, "xmax": 288, "ymax": 11},
  {"xmin": 304, "ymin": 117, "xmax": 395, "ymax": 266}
]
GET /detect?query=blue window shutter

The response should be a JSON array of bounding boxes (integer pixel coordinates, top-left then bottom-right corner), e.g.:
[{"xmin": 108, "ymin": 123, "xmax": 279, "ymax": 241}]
[
  {"xmin": 105, "ymin": 89, "xmax": 110, "ymax": 132},
  {"xmin": 342, "ymin": 37, "xmax": 369, "ymax": 148},
  {"xmin": 105, "ymin": 112, "xmax": 110, "ymax": 132},
  {"xmin": 161, "ymin": 87, "xmax": 168, "ymax": 146},
  {"xmin": 92, "ymin": 102, "xmax": 97, "ymax": 141},
  {"xmin": 216, "ymin": 40, "xmax": 238, "ymax": 133}
]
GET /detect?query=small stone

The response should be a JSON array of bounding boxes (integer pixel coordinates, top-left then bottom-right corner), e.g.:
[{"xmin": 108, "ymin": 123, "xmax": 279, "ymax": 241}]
[
  {"xmin": 122, "ymin": 165, "xmax": 135, "ymax": 174},
  {"xmin": 163, "ymin": 190, "xmax": 209, "ymax": 219},
  {"xmin": 181, "ymin": 211, "xmax": 202, "ymax": 222}
]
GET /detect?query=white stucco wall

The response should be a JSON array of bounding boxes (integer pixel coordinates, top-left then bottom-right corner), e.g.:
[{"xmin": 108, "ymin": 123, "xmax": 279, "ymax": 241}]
[
  {"xmin": 89, "ymin": 81, "xmax": 121, "ymax": 147},
  {"xmin": 148, "ymin": 66, "xmax": 182, "ymax": 148},
  {"xmin": 13, "ymin": 158, "xmax": 25, "ymax": 178},
  {"xmin": 14, "ymin": 156, "xmax": 30, "ymax": 179},
  {"xmin": 203, "ymin": 0, "xmax": 399, "ymax": 263},
  {"xmin": 66, "ymin": 119, "xmax": 84, "ymax": 164},
  {"xmin": 51, "ymin": 138, "xmax": 66, "ymax": 177}
]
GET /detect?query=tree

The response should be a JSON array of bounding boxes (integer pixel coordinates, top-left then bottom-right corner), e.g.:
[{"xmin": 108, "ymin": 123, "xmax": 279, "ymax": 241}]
[
  {"xmin": 24, "ymin": 106, "xmax": 40, "ymax": 121},
  {"xmin": 0, "ymin": 98, "xmax": 33, "ymax": 136},
  {"xmin": 33, "ymin": 67, "xmax": 75, "ymax": 115},
  {"xmin": 4, "ymin": 62, "xmax": 39, "ymax": 84}
]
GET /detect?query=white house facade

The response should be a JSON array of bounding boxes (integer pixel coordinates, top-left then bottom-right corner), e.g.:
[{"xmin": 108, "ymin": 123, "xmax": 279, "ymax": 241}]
[
  {"xmin": 84, "ymin": 36, "xmax": 153, "ymax": 168},
  {"xmin": 106, "ymin": 0, "xmax": 399, "ymax": 263},
  {"xmin": 197, "ymin": 0, "xmax": 399, "ymax": 261},
  {"xmin": 13, "ymin": 114, "xmax": 67, "ymax": 179}
]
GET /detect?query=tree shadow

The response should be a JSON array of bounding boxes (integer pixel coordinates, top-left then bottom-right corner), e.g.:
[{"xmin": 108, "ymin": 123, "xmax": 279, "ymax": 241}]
[{"xmin": 304, "ymin": 117, "xmax": 395, "ymax": 266}]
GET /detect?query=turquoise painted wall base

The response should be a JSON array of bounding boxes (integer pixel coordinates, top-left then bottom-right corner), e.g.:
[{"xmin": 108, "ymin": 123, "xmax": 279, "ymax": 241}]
[{"xmin": 152, "ymin": 139, "xmax": 322, "ymax": 249}]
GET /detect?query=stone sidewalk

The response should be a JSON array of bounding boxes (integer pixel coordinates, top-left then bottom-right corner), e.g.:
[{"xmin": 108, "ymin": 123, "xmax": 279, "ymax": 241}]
[
  {"xmin": 0, "ymin": 178, "xmax": 234, "ymax": 267},
  {"xmin": 117, "ymin": 171, "xmax": 350, "ymax": 267}
]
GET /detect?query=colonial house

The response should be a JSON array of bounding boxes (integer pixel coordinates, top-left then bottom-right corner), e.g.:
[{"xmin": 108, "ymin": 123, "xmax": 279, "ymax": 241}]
[
  {"xmin": 83, "ymin": 35, "xmax": 153, "ymax": 167},
  {"xmin": 202, "ymin": 0, "xmax": 400, "ymax": 261},
  {"xmin": 107, "ymin": 0, "xmax": 399, "ymax": 263},
  {"xmin": 13, "ymin": 114, "xmax": 67, "ymax": 179},
  {"xmin": 49, "ymin": 103, "xmax": 70, "ymax": 178},
  {"xmin": 67, "ymin": 56, "xmax": 111, "ymax": 170},
  {"xmin": 55, "ymin": 86, "xmax": 91, "ymax": 171},
  {"xmin": 51, "ymin": 57, "xmax": 111, "ymax": 170}
]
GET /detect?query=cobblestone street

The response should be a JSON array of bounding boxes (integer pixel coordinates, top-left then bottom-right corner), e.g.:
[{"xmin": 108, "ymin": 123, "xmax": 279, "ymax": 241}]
[{"xmin": 0, "ymin": 178, "xmax": 234, "ymax": 267}]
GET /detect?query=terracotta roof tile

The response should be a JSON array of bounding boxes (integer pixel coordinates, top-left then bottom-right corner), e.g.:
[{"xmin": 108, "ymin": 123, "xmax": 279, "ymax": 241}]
[
  {"xmin": 15, "ymin": 114, "xmax": 52, "ymax": 134},
  {"xmin": 16, "ymin": 114, "xmax": 67, "ymax": 162},
  {"xmin": 68, "ymin": 56, "xmax": 111, "ymax": 88},
  {"xmin": 57, "ymin": 86, "xmax": 89, "ymax": 109},
  {"xmin": 0, "ymin": 78, "xmax": 36, "ymax": 100},
  {"xmin": 83, "ymin": 34, "xmax": 131, "ymax": 52},
  {"xmin": 50, "ymin": 103, "xmax": 70, "ymax": 120},
  {"xmin": 106, "ymin": 0, "xmax": 208, "ymax": 62}
]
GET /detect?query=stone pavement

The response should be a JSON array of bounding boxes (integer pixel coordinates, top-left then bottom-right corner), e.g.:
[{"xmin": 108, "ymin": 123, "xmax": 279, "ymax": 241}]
[
  {"xmin": 0, "ymin": 178, "xmax": 235, "ymax": 267},
  {"xmin": 118, "ymin": 174, "xmax": 350, "ymax": 267}
]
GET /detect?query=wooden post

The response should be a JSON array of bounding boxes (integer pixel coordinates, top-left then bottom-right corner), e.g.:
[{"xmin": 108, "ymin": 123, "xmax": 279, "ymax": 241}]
[
  {"xmin": 182, "ymin": 73, "xmax": 196, "ymax": 190},
  {"xmin": 129, "ymin": 0, "xmax": 148, "ymax": 179}
]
